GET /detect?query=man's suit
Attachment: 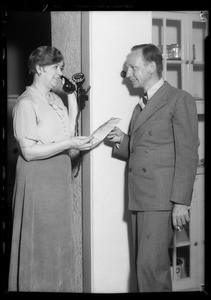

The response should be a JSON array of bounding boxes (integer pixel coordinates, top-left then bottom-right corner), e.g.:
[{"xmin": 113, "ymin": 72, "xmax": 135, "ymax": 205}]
[{"xmin": 113, "ymin": 81, "xmax": 199, "ymax": 291}]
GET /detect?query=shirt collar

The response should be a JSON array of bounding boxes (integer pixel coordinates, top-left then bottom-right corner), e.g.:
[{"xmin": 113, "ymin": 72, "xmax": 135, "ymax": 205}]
[
  {"xmin": 139, "ymin": 78, "xmax": 164, "ymax": 109},
  {"xmin": 146, "ymin": 78, "xmax": 164, "ymax": 100}
]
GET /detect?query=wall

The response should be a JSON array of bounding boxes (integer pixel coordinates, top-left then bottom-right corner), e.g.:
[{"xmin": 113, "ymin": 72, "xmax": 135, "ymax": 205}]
[
  {"xmin": 51, "ymin": 11, "xmax": 83, "ymax": 292},
  {"xmin": 82, "ymin": 11, "xmax": 152, "ymax": 293}
]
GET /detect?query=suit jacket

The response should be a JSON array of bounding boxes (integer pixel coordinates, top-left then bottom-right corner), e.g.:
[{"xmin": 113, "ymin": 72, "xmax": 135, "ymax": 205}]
[{"xmin": 114, "ymin": 81, "xmax": 199, "ymax": 211}]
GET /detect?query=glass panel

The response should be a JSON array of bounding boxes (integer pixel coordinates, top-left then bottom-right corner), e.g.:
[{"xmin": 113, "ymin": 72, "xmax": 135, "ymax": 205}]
[
  {"xmin": 192, "ymin": 21, "xmax": 206, "ymax": 62},
  {"xmin": 167, "ymin": 64, "xmax": 182, "ymax": 89},
  {"xmin": 152, "ymin": 18, "xmax": 163, "ymax": 47},
  {"xmin": 166, "ymin": 19, "xmax": 182, "ymax": 60},
  {"xmin": 193, "ymin": 64, "xmax": 204, "ymax": 100},
  {"xmin": 152, "ymin": 18, "xmax": 166, "ymax": 59},
  {"xmin": 166, "ymin": 19, "xmax": 181, "ymax": 45},
  {"xmin": 176, "ymin": 246, "xmax": 190, "ymax": 279}
]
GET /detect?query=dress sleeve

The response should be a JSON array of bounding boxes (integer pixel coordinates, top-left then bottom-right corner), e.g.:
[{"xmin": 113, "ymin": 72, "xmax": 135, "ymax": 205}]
[{"xmin": 13, "ymin": 99, "xmax": 41, "ymax": 147}]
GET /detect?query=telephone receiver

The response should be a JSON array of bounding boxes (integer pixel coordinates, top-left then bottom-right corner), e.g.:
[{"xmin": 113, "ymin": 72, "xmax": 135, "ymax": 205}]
[{"xmin": 61, "ymin": 73, "xmax": 91, "ymax": 111}]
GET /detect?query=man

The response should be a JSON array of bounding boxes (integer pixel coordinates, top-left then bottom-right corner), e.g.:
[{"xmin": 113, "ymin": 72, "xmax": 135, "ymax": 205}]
[{"xmin": 107, "ymin": 44, "xmax": 199, "ymax": 292}]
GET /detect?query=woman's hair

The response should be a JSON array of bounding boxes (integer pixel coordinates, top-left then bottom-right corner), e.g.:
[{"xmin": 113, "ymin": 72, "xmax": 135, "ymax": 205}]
[
  {"xmin": 28, "ymin": 46, "xmax": 64, "ymax": 75},
  {"xmin": 131, "ymin": 43, "xmax": 163, "ymax": 78}
]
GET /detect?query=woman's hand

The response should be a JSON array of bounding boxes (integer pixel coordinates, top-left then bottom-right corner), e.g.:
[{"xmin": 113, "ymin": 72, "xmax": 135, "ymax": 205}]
[
  {"xmin": 19, "ymin": 136, "xmax": 93, "ymax": 161},
  {"xmin": 69, "ymin": 136, "xmax": 93, "ymax": 151},
  {"xmin": 107, "ymin": 127, "xmax": 124, "ymax": 143}
]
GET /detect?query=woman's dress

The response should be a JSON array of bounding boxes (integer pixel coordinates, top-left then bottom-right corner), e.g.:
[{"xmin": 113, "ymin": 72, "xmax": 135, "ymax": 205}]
[{"xmin": 8, "ymin": 86, "xmax": 77, "ymax": 292}]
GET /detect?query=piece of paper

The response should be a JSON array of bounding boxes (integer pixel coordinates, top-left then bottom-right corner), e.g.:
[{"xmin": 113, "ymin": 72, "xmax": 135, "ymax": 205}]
[{"xmin": 90, "ymin": 117, "xmax": 121, "ymax": 147}]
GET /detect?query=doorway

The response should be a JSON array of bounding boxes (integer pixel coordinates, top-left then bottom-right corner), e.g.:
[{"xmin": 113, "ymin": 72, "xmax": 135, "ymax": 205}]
[{"xmin": 3, "ymin": 11, "xmax": 51, "ymax": 292}]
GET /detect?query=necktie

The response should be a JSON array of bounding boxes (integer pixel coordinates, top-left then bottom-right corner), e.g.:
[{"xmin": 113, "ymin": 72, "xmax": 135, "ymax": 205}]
[{"xmin": 143, "ymin": 91, "xmax": 148, "ymax": 105}]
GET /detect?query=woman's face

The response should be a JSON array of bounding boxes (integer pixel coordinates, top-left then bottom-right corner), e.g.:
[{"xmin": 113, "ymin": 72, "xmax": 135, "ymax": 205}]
[{"xmin": 40, "ymin": 61, "xmax": 64, "ymax": 89}]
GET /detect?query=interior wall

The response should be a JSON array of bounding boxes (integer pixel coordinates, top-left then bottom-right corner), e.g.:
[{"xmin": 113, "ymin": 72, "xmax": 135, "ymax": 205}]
[
  {"xmin": 51, "ymin": 11, "xmax": 83, "ymax": 292},
  {"xmin": 82, "ymin": 11, "xmax": 152, "ymax": 293}
]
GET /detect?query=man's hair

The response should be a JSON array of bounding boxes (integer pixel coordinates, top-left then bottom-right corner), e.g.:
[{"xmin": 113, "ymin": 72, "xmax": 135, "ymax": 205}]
[
  {"xmin": 131, "ymin": 44, "xmax": 163, "ymax": 78},
  {"xmin": 28, "ymin": 46, "xmax": 64, "ymax": 75}
]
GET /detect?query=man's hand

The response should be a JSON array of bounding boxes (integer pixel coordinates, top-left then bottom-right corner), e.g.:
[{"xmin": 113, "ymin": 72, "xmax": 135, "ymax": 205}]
[
  {"xmin": 172, "ymin": 204, "xmax": 190, "ymax": 231},
  {"xmin": 106, "ymin": 127, "xmax": 124, "ymax": 143}
]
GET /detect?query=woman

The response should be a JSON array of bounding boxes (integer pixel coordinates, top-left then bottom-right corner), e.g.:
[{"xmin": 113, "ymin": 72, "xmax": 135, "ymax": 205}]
[{"xmin": 8, "ymin": 46, "xmax": 92, "ymax": 292}]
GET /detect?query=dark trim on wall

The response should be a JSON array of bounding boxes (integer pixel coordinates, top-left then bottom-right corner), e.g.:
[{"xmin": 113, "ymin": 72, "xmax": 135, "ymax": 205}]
[{"xmin": 81, "ymin": 11, "xmax": 92, "ymax": 293}]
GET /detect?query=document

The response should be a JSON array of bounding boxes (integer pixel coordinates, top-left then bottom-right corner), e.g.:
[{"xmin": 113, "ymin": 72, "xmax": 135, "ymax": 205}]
[{"xmin": 90, "ymin": 117, "xmax": 121, "ymax": 147}]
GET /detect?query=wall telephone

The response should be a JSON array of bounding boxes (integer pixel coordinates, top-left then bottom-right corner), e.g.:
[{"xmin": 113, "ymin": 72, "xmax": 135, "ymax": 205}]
[
  {"xmin": 61, "ymin": 72, "xmax": 91, "ymax": 111},
  {"xmin": 61, "ymin": 73, "xmax": 91, "ymax": 178}
]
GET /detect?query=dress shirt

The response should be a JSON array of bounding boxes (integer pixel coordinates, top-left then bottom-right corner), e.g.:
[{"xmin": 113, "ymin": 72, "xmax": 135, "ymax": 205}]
[{"xmin": 139, "ymin": 78, "xmax": 164, "ymax": 109}]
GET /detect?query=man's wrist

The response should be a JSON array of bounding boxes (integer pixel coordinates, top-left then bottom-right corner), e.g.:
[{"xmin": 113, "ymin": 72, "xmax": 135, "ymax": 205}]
[{"xmin": 115, "ymin": 134, "xmax": 124, "ymax": 149}]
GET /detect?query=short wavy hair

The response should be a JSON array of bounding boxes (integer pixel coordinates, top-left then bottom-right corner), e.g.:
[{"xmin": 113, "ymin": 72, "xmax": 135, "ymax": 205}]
[
  {"xmin": 131, "ymin": 43, "xmax": 163, "ymax": 78},
  {"xmin": 28, "ymin": 46, "xmax": 64, "ymax": 75}
]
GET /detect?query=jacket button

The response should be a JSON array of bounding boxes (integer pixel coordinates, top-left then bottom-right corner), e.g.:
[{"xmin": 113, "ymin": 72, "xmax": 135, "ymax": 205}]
[
  {"xmin": 148, "ymin": 131, "xmax": 153, "ymax": 136},
  {"xmin": 142, "ymin": 168, "xmax": 146, "ymax": 172},
  {"xmin": 131, "ymin": 149, "xmax": 134, "ymax": 153},
  {"xmin": 129, "ymin": 168, "xmax": 132, "ymax": 172}
]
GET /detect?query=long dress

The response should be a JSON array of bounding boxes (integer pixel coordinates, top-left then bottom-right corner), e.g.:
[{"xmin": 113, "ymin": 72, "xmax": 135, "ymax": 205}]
[{"xmin": 8, "ymin": 86, "xmax": 77, "ymax": 292}]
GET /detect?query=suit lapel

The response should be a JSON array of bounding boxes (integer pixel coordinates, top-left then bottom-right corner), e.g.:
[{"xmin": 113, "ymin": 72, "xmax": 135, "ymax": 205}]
[
  {"xmin": 132, "ymin": 82, "xmax": 171, "ymax": 134},
  {"xmin": 129, "ymin": 104, "xmax": 142, "ymax": 133}
]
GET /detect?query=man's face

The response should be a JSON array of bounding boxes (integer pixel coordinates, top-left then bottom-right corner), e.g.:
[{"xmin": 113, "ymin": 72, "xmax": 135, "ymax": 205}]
[{"xmin": 126, "ymin": 49, "xmax": 151, "ymax": 89}]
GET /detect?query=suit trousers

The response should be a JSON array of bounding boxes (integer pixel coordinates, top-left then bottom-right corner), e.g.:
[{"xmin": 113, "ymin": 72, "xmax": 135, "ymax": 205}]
[{"xmin": 131, "ymin": 210, "xmax": 174, "ymax": 292}]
